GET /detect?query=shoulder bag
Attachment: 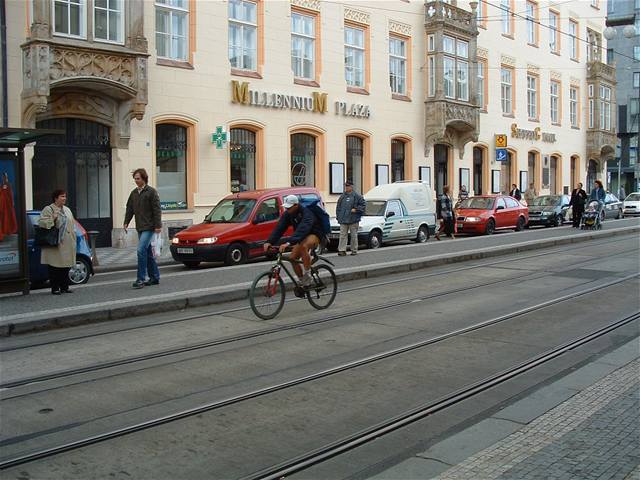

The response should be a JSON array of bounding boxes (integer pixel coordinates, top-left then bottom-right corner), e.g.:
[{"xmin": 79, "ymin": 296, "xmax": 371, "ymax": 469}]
[{"xmin": 35, "ymin": 207, "xmax": 60, "ymax": 246}]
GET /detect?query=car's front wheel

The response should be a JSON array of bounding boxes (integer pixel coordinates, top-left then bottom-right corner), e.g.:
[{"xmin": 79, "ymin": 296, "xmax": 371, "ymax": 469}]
[
  {"xmin": 554, "ymin": 214, "xmax": 563, "ymax": 227},
  {"xmin": 485, "ymin": 219, "xmax": 495, "ymax": 235},
  {"xmin": 225, "ymin": 243, "xmax": 247, "ymax": 266},
  {"xmin": 367, "ymin": 231, "xmax": 382, "ymax": 249},
  {"xmin": 69, "ymin": 257, "xmax": 91, "ymax": 284}
]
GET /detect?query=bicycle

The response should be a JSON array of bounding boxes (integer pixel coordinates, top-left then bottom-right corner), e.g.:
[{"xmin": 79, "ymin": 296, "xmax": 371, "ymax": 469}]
[{"xmin": 249, "ymin": 249, "xmax": 338, "ymax": 320}]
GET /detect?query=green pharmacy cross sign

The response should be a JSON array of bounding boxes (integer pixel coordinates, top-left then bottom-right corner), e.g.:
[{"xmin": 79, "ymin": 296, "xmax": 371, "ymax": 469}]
[{"xmin": 212, "ymin": 126, "xmax": 228, "ymax": 149}]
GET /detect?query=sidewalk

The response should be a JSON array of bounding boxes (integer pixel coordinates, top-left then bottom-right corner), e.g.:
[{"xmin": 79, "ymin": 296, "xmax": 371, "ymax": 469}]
[
  {"xmin": 371, "ymin": 339, "xmax": 640, "ymax": 480},
  {"xmin": 93, "ymin": 245, "xmax": 176, "ymax": 272}
]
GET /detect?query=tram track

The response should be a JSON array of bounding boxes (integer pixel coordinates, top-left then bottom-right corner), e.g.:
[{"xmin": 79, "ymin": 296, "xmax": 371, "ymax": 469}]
[
  {"xmin": 1, "ymin": 246, "xmax": 636, "ymax": 391},
  {"xmin": 1, "ymin": 235, "xmax": 632, "ymax": 352},
  {"xmin": 1, "ymin": 275, "xmax": 637, "ymax": 471}
]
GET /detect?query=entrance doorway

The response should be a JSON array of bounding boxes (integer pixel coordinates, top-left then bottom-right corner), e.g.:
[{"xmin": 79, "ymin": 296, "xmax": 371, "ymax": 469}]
[
  {"xmin": 33, "ymin": 118, "xmax": 113, "ymax": 247},
  {"xmin": 550, "ymin": 155, "xmax": 558, "ymax": 194},
  {"xmin": 527, "ymin": 151, "xmax": 537, "ymax": 191},
  {"xmin": 500, "ymin": 151, "xmax": 513, "ymax": 194},
  {"xmin": 434, "ymin": 144, "xmax": 449, "ymax": 195},
  {"xmin": 587, "ymin": 159, "xmax": 598, "ymax": 192},
  {"xmin": 570, "ymin": 156, "xmax": 578, "ymax": 190},
  {"xmin": 473, "ymin": 147, "xmax": 483, "ymax": 195}
]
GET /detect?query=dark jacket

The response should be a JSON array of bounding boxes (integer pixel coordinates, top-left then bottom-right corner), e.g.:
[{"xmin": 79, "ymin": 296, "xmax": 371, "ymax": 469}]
[
  {"xmin": 268, "ymin": 206, "xmax": 325, "ymax": 245},
  {"xmin": 124, "ymin": 185, "xmax": 162, "ymax": 232},
  {"xmin": 336, "ymin": 191, "xmax": 366, "ymax": 224},
  {"xmin": 509, "ymin": 188, "xmax": 522, "ymax": 201},
  {"xmin": 437, "ymin": 194, "xmax": 454, "ymax": 219},
  {"xmin": 569, "ymin": 188, "xmax": 588, "ymax": 208},
  {"xmin": 589, "ymin": 187, "xmax": 605, "ymax": 203}
]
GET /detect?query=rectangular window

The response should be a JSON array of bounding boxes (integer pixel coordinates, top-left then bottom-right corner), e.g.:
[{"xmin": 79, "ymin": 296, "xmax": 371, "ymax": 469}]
[
  {"xmin": 457, "ymin": 60, "xmax": 469, "ymax": 101},
  {"xmin": 156, "ymin": 0, "xmax": 189, "ymax": 61},
  {"xmin": 634, "ymin": 72, "xmax": 640, "ymax": 89},
  {"xmin": 526, "ymin": 1, "xmax": 536, "ymax": 44},
  {"xmin": 590, "ymin": 0, "xmax": 598, "ymax": 7},
  {"xmin": 443, "ymin": 35, "xmax": 455, "ymax": 54},
  {"xmin": 427, "ymin": 34, "xmax": 435, "ymax": 52},
  {"xmin": 570, "ymin": 86, "xmax": 578, "ymax": 127},
  {"xmin": 389, "ymin": 36, "xmax": 407, "ymax": 95},
  {"xmin": 549, "ymin": 11, "xmax": 559, "ymax": 53},
  {"xmin": 501, "ymin": 0, "xmax": 512, "ymax": 36},
  {"xmin": 635, "ymin": 46, "xmax": 640, "ymax": 61},
  {"xmin": 501, "ymin": 67, "xmax": 513, "ymax": 115},
  {"xmin": 600, "ymin": 85, "xmax": 611, "ymax": 130},
  {"xmin": 607, "ymin": 48, "xmax": 614, "ymax": 64},
  {"xmin": 588, "ymin": 84, "xmax": 594, "ymax": 128},
  {"xmin": 550, "ymin": 81, "xmax": 560, "ymax": 124},
  {"xmin": 631, "ymin": 98, "xmax": 640, "ymax": 116},
  {"xmin": 569, "ymin": 20, "xmax": 578, "ymax": 60},
  {"xmin": 291, "ymin": 11, "xmax": 315, "ymax": 80},
  {"xmin": 527, "ymin": 74, "xmax": 538, "ymax": 120},
  {"xmin": 345, "ymin": 25, "xmax": 365, "ymax": 88},
  {"xmin": 53, "ymin": 0, "xmax": 85, "ymax": 37},
  {"xmin": 94, "ymin": 0, "xmax": 123, "ymax": 43},
  {"xmin": 444, "ymin": 56, "xmax": 455, "ymax": 99},
  {"xmin": 229, "ymin": 0, "xmax": 257, "ymax": 71},
  {"xmin": 477, "ymin": 60, "xmax": 486, "ymax": 110},
  {"xmin": 428, "ymin": 56, "xmax": 436, "ymax": 97},
  {"xmin": 457, "ymin": 40, "xmax": 468, "ymax": 58}
]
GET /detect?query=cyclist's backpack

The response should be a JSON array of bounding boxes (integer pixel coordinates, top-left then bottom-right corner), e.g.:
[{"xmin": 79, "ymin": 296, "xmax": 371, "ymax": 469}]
[{"xmin": 300, "ymin": 198, "xmax": 331, "ymax": 238}]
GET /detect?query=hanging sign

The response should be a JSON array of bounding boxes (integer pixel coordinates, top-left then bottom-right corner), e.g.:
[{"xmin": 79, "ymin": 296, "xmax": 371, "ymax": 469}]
[{"xmin": 212, "ymin": 126, "xmax": 227, "ymax": 149}]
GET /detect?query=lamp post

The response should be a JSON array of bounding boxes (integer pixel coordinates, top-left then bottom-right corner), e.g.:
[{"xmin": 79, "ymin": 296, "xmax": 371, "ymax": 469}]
[{"xmin": 603, "ymin": 19, "xmax": 638, "ymax": 197}]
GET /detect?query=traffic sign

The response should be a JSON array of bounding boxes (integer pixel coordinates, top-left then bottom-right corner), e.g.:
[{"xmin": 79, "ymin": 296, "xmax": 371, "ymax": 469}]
[
  {"xmin": 495, "ymin": 134, "xmax": 507, "ymax": 148},
  {"xmin": 495, "ymin": 148, "xmax": 508, "ymax": 162}
]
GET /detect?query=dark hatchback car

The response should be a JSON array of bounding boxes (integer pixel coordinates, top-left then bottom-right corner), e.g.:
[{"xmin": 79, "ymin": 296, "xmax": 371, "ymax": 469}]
[
  {"xmin": 526, "ymin": 195, "xmax": 571, "ymax": 227},
  {"xmin": 26, "ymin": 210, "xmax": 94, "ymax": 286}
]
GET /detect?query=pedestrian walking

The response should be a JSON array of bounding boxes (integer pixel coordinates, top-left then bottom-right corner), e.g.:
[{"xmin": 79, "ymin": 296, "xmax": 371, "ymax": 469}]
[
  {"xmin": 435, "ymin": 185, "xmax": 455, "ymax": 240},
  {"xmin": 589, "ymin": 179, "xmax": 606, "ymax": 205},
  {"xmin": 509, "ymin": 183, "xmax": 522, "ymax": 201},
  {"xmin": 524, "ymin": 182, "xmax": 537, "ymax": 205},
  {"xmin": 123, "ymin": 168, "xmax": 162, "ymax": 289},
  {"xmin": 618, "ymin": 185, "xmax": 626, "ymax": 200},
  {"xmin": 336, "ymin": 181, "xmax": 366, "ymax": 256},
  {"xmin": 569, "ymin": 182, "xmax": 588, "ymax": 228},
  {"xmin": 39, "ymin": 189, "xmax": 76, "ymax": 295}
]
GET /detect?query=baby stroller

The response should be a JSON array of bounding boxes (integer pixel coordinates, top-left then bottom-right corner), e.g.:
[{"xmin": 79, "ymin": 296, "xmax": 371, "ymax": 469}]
[{"xmin": 580, "ymin": 200, "xmax": 603, "ymax": 230}]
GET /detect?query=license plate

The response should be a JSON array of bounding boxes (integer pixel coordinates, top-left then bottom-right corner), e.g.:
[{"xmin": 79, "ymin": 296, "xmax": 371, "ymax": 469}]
[
  {"xmin": 457, "ymin": 223, "xmax": 463, "ymax": 229},
  {"xmin": 177, "ymin": 248, "xmax": 194, "ymax": 254}
]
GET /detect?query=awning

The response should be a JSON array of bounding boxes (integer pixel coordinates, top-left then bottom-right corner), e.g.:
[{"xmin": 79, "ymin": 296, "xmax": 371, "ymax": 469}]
[{"xmin": 0, "ymin": 127, "xmax": 65, "ymax": 148}]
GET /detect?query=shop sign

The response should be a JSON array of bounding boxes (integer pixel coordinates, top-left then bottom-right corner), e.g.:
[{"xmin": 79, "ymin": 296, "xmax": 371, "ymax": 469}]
[
  {"xmin": 231, "ymin": 81, "xmax": 328, "ymax": 113},
  {"xmin": 334, "ymin": 101, "xmax": 371, "ymax": 118},
  {"xmin": 510, "ymin": 124, "xmax": 556, "ymax": 143},
  {"xmin": 212, "ymin": 126, "xmax": 228, "ymax": 149},
  {"xmin": 0, "ymin": 250, "xmax": 19, "ymax": 266}
]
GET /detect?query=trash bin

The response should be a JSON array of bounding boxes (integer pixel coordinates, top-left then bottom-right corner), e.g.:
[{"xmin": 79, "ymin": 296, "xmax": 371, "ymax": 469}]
[{"xmin": 87, "ymin": 230, "xmax": 100, "ymax": 267}]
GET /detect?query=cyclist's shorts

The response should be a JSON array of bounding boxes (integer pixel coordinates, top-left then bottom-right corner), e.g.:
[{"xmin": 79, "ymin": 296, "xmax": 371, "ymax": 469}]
[{"xmin": 300, "ymin": 234, "xmax": 320, "ymax": 249}]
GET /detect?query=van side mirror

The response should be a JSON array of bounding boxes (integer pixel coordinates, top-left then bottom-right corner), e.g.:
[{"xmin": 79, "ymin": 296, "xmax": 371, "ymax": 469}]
[{"xmin": 386, "ymin": 211, "xmax": 395, "ymax": 218}]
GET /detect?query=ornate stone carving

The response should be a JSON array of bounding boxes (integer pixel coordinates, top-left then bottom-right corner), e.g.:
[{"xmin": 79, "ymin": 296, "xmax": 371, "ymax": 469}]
[
  {"xmin": 477, "ymin": 47, "xmax": 488, "ymax": 59},
  {"xmin": 47, "ymin": 92, "xmax": 116, "ymax": 124},
  {"xmin": 550, "ymin": 70, "xmax": 562, "ymax": 81},
  {"xmin": 445, "ymin": 103, "xmax": 476, "ymax": 125},
  {"xmin": 425, "ymin": 1, "xmax": 475, "ymax": 36},
  {"xmin": 389, "ymin": 20, "xmax": 411, "ymax": 36},
  {"xmin": 49, "ymin": 47, "xmax": 137, "ymax": 88},
  {"xmin": 345, "ymin": 7, "xmax": 370, "ymax": 25},
  {"xmin": 425, "ymin": 101, "xmax": 479, "ymax": 158},
  {"xmin": 570, "ymin": 76, "xmax": 581, "ymax": 86},
  {"xmin": 291, "ymin": 0, "xmax": 320, "ymax": 11},
  {"xmin": 527, "ymin": 63, "xmax": 540, "ymax": 74},
  {"xmin": 501, "ymin": 54, "xmax": 516, "ymax": 67}
]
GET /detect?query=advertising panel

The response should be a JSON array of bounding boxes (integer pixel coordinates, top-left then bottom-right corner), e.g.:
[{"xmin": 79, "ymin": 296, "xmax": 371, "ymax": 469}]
[{"xmin": 0, "ymin": 154, "xmax": 20, "ymax": 279}]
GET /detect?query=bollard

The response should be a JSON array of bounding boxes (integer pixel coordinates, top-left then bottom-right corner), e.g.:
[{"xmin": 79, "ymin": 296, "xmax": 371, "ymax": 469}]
[{"xmin": 87, "ymin": 230, "xmax": 100, "ymax": 267}]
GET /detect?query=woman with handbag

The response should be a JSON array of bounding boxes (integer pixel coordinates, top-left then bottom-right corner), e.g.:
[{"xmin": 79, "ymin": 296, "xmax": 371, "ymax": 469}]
[{"xmin": 38, "ymin": 189, "xmax": 76, "ymax": 295}]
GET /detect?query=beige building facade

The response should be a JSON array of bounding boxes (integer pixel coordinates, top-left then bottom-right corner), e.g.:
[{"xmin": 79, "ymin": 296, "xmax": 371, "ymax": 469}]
[{"xmin": 3, "ymin": 0, "xmax": 614, "ymax": 247}]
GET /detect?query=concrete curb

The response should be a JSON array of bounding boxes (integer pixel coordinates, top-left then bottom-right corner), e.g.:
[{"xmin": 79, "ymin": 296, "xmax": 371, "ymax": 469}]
[
  {"xmin": 3, "ymin": 226, "xmax": 638, "ymax": 335},
  {"xmin": 93, "ymin": 257, "xmax": 177, "ymax": 274}
]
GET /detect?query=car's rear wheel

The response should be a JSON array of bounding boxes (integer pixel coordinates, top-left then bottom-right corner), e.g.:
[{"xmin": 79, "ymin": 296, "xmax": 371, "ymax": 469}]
[
  {"xmin": 415, "ymin": 225, "xmax": 429, "ymax": 243},
  {"xmin": 367, "ymin": 231, "xmax": 382, "ymax": 249},
  {"xmin": 69, "ymin": 257, "xmax": 91, "ymax": 284},
  {"xmin": 183, "ymin": 261, "xmax": 200, "ymax": 268},
  {"xmin": 225, "ymin": 243, "xmax": 247, "ymax": 266},
  {"xmin": 515, "ymin": 216, "xmax": 526, "ymax": 231},
  {"xmin": 485, "ymin": 219, "xmax": 495, "ymax": 235}
]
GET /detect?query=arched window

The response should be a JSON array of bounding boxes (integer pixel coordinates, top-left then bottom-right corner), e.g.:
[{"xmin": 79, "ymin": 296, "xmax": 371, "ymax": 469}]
[
  {"xmin": 156, "ymin": 123, "xmax": 188, "ymax": 209},
  {"xmin": 346, "ymin": 135, "xmax": 363, "ymax": 193},
  {"xmin": 291, "ymin": 133, "xmax": 315, "ymax": 187},
  {"xmin": 230, "ymin": 128, "xmax": 256, "ymax": 192},
  {"xmin": 528, "ymin": 151, "xmax": 538, "ymax": 191},
  {"xmin": 473, "ymin": 146, "xmax": 484, "ymax": 195},
  {"xmin": 391, "ymin": 139, "xmax": 405, "ymax": 182}
]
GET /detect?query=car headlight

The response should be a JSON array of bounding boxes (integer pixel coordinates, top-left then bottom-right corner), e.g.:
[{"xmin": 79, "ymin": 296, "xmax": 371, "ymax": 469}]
[
  {"xmin": 171, "ymin": 237, "xmax": 180, "ymax": 244},
  {"xmin": 541, "ymin": 211, "xmax": 551, "ymax": 216},
  {"xmin": 466, "ymin": 217, "xmax": 481, "ymax": 222},
  {"xmin": 197, "ymin": 237, "xmax": 218, "ymax": 244}
]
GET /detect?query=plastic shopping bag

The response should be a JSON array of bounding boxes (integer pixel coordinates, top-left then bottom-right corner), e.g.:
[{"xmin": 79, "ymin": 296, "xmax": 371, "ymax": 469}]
[{"xmin": 151, "ymin": 232, "xmax": 163, "ymax": 258}]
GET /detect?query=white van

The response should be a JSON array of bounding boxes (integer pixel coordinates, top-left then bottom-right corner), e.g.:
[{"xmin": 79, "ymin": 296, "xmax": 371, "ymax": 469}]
[{"xmin": 329, "ymin": 182, "xmax": 437, "ymax": 249}]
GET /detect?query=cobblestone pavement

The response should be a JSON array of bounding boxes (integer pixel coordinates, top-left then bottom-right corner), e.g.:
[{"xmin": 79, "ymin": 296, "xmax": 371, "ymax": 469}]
[
  {"xmin": 435, "ymin": 359, "xmax": 640, "ymax": 480},
  {"xmin": 94, "ymin": 245, "xmax": 173, "ymax": 267}
]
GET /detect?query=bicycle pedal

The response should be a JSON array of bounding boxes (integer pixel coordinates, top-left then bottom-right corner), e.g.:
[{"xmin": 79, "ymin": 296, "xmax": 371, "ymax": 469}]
[{"xmin": 293, "ymin": 286, "xmax": 306, "ymax": 298}]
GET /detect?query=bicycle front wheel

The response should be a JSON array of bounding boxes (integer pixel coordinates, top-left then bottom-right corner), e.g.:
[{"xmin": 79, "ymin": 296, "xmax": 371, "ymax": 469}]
[
  {"xmin": 249, "ymin": 271, "xmax": 286, "ymax": 320},
  {"xmin": 306, "ymin": 264, "xmax": 337, "ymax": 310}
]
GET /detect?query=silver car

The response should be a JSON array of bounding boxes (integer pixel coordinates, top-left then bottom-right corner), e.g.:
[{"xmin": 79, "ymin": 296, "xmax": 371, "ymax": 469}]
[{"xmin": 602, "ymin": 193, "xmax": 623, "ymax": 220}]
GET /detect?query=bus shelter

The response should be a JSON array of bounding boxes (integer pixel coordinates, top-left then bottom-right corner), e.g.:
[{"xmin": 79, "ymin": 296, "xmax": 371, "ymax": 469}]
[{"xmin": 0, "ymin": 127, "xmax": 64, "ymax": 294}]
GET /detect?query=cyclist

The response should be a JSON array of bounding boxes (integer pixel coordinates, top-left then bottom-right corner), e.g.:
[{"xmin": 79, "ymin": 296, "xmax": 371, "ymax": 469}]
[{"xmin": 263, "ymin": 194, "xmax": 325, "ymax": 287}]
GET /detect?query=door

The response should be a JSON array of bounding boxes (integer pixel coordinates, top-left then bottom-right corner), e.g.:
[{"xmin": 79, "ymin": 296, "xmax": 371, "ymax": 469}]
[
  {"xmin": 504, "ymin": 197, "xmax": 520, "ymax": 227},
  {"xmin": 435, "ymin": 144, "xmax": 448, "ymax": 196},
  {"xmin": 248, "ymin": 197, "xmax": 280, "ymax": 256},
  {"xmin": 33, "ymin": 119, "xmax": 113, "ymax": 247},
  {"xmin": 473, "ymin": 147, "xmax": 483, "ymax": 195},
  {"xmin": 494, "ymin": 197, "xmax": 509, "ymax": 228},
  {"xmin": 384, "ymin": 200, "xmax": 405, "ymax": 240}
]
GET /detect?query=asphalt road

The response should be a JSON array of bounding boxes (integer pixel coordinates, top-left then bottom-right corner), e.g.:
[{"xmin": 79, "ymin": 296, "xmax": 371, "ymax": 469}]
[{"xmin": 1, "ymin": 234, "xmax": 638, "ymax": 479}]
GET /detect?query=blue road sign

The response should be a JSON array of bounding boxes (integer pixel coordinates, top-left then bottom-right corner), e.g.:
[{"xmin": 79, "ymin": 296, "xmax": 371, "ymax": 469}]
[{"xmin": 495, "ymin": 148, "xmax": 508, "ymax": 162}]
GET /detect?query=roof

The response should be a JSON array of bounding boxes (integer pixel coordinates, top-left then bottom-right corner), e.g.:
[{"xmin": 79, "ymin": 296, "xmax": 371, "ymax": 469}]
[
  {"xmin": 0, "ymin": 128, "xmax": 65, "ymax": 148},
  {"xmin": 223, "ymin": 186, "xmax": 320, "ymax": 200}
]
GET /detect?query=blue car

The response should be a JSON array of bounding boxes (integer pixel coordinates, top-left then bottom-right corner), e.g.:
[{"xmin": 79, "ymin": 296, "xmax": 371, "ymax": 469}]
[{"xmin": 26, "ymin": 210, "xmax": 94, "ymax": 286}]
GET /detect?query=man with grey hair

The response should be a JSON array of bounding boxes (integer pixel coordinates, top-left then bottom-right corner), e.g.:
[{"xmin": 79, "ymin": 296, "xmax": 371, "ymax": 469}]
[{"xmin": 336, "ymin": 181, "xmax": 366, "ymax": 256}]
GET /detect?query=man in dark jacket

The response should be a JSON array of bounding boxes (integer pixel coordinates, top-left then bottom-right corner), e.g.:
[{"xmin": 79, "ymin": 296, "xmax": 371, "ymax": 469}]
[
  {"xmin": 124, "ymin": 168, "xmax": 162, "ymax": 289},
  {"xmin": 263, "ymin": 195, "xmax": 324, "ymax": 287},
  {"xmin": 336, "ymin": 181, "xmax": 366, "ymax": 256},
  {"xmin": 509, "ymin": 184, "xmax": 522, "ymax": 201},
  {"xmin": 569, "ymin": 182, "xmax": 588, "ymax": 228},
  {"xmin": 435, "ymin": 185, "xmax": 455, "ymax": 240}
]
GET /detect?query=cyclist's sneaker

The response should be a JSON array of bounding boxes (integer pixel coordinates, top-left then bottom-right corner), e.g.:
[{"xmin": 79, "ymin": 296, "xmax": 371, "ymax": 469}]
[{"xmin": 301, "ymin": 272, "xmax": 314, "ymax": 287}]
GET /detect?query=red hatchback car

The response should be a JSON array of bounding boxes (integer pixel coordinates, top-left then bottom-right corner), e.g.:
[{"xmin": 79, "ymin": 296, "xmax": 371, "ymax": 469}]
[
  {"xmin": 455, "ymin": 195, "xmax": 528, "ymax": 235},
  {"xmin": 170, "ymin": 187, "xmax": 323, "ymax": 267}
]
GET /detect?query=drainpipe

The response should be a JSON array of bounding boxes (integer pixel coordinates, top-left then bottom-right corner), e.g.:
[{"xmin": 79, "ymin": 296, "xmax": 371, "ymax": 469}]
[{"xmin": 0, "ymin": 0, "xmax": 8, "ymax": 127}]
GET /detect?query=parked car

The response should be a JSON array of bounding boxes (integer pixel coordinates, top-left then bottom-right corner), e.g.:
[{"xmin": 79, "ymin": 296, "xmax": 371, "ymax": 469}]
[
  {"xmin": 170, "ymin": 187, "xmax": 323, "ymax": 267},
  {"xmin": 456, "ymin": 195, "xmax": 528, "ymax": 235},
  {"xmin": 328, "ymin": 182, "xmax": 437, "ymax": 249},
  {"xmin": 26, "ymin": 210, "xmax": 94, "ymax": 286},
  {"xmin": 622, "ymin": 192, "xmax": 640, "ymax": 217},
  {"xmin": 526, "ymin": 195, "xmax": 571, "ymax": 227},
  {"xmin": 602, "ymin": 193, "xmax": 623, "ymax": 220}
]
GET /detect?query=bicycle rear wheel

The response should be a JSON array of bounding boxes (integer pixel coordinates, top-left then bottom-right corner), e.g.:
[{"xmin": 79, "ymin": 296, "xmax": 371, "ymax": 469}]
[
  {"xmin": 306, "ymin": 264, "xmax": 337, "ymax": 310},
  {"xmin": 249, "ymin": 271, "xmax": 286, "ymax": 320}
]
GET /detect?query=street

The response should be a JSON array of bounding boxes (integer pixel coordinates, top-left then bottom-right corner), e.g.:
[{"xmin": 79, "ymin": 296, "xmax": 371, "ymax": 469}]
[{"xmin": 0, "ymin": 224, "xmax": 638, "ymax": 479}]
